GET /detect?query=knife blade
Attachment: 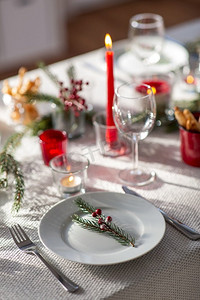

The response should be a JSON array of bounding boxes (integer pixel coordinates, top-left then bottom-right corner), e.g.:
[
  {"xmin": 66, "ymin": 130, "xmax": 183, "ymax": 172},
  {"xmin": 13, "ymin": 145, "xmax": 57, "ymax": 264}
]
[{"xmin": 122, "ymin": 186, "xmax": 200, "ymax": 240}]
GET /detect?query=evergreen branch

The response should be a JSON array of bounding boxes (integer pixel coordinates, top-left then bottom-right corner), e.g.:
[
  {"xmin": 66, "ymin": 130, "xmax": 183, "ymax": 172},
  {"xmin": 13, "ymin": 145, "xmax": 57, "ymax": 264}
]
[
  {"xmin": 72, "ymin": 214, "xmax": 103, "ymax": 233},
  {"xmin": 27, "ymin": 114, "xmax": 52, "ymax": 136},
  {"xmin": 0, "ymin": 131, "xmax": 26, "ymax": 212},
  {"xmin": 74, "ymin": 197, "xmax": 97, "ymax": 214},
  {"xmin": 72, "ymin": 198, "xmax": 135, "ymax": 247},
  {"xmin": 38, "ymin": 62, "xmax": 60, "ymax": 87},
  {"xmin": 0, "ymin": 178, "xmax": 8, "ymax": 188},
  {"xmin": 0, "ymin": 152, "xmax": 24, "ymax": 212},
  {"xmin": 9, "ymin": 154, "xmax": 24, "ymax": 212},
  {"xmin": 3, "ymin": 132, "xmax": 25, "ymax": 154},
  {"xmin": 67, "ymin": 65, "xmax": 76, "ymax": 83},
  {"xmin": 25, "ymin": 92, "xmax": 63, "ymax": 108},
  {"xmin": 105, "ymin": 221, "xmax": 135, "ymax": 247}
]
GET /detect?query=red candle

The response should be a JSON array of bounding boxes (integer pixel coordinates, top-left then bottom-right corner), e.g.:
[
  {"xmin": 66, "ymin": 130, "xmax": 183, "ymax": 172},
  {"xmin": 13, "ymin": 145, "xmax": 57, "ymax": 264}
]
[{"xmin": 105, "ymin": 33, "xmax": 117, "ymax": 143}]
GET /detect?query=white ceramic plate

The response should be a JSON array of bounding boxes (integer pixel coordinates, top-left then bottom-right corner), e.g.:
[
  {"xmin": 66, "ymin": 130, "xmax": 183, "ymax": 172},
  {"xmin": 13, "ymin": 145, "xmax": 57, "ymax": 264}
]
[
  {"xmin": 38, "ymin": 192, "xmax": 165, "ymax": 265},
  {"xmin": 116, "ymin": 39, "xmax": 189, "ymax": 76}
]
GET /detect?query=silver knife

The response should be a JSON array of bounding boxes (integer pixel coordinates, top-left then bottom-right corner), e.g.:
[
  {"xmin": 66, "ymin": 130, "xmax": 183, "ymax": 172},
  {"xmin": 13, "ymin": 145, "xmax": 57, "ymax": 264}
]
[{"xmin": 122, "ymin": 186, "xmax": 200, "ymax": 240}]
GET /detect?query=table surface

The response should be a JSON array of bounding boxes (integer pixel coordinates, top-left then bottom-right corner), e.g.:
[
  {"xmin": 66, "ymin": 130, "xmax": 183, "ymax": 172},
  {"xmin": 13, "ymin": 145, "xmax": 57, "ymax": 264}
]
[{"xmin": 0, "ymin": 36, "xmax": 200, "ymax": 300}]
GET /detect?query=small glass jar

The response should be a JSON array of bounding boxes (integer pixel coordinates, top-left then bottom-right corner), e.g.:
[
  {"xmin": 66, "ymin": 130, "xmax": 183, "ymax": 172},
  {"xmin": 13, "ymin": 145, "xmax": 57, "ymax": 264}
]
[
  {"xmin": 93, "ymin": 112, "xmax": 131, "ymax": 157},
  {"xmin": 51, "ymin": 105, "xmax": 86, "ymax": 139},
  {"xmin": 50, "ymin": 153, "xmax": 89, "ymax": 197},
  {"xmin": 39, "ymin": 129, "xmax": 67, "ymax": 166}
]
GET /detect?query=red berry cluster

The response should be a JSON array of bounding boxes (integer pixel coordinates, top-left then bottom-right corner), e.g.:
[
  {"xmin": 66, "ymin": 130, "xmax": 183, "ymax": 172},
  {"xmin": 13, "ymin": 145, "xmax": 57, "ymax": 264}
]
[
  {"xmin": 91, "ymin": 208, "xmax": 112, "ymax": 231},
  {"xmin": 58, "ymin": 79, "xmax": 89, "ymax": 115}
]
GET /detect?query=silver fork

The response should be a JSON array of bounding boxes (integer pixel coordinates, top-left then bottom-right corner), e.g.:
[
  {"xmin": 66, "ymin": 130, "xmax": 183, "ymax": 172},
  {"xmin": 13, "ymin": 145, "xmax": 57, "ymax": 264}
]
[{"xmin": 9, "ymin": 224, "xmax": 79, "ymax": 293}]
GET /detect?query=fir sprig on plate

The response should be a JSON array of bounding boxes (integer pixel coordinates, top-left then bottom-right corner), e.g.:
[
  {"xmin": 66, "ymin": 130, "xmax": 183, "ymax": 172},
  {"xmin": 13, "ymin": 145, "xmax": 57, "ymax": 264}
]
[{"xmin": 72, "ymin": 197, "xmax": 135, "ymax": 247}]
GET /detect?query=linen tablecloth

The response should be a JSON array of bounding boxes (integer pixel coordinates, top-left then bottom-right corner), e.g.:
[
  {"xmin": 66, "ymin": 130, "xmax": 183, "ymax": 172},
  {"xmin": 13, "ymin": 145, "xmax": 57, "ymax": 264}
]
[{"xmin": 1, "ymin": 42, "xmax": 200, "ymax": 300}]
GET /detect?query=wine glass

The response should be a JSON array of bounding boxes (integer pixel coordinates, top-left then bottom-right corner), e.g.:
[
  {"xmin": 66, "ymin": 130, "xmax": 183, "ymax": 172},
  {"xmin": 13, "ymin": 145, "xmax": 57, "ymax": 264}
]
[
  {"xmin": 113, "ymin": 82, "xmax": 156, "ymax": 186},
  {"xmin": 128, "ymin": 13, "xmax": 165, "ymax": 65}
]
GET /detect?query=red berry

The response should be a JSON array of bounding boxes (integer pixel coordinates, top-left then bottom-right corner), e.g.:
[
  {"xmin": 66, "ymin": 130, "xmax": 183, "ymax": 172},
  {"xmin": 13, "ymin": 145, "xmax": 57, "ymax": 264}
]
[
  {"xmin": 92, "ymin": 212, "xmax": 97, "ymax": 217},
  {"xmin": 100, "ymin": 224, "xmax": 107, "ymax": 231},
  {"xmin": 98, "ymin": 218, "xmax": 103, "ymax": 225},
  {"xmin": 106, "ymin": 216, "xmax": 112, "ymax": 223},
  {"xmin": 96, "ymin": 208, "xmax": 102, "ymax": 215}
]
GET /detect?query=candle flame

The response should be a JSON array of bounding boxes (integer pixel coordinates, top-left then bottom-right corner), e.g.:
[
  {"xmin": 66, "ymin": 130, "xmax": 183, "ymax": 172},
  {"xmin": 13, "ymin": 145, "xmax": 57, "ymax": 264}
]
[
  {"xmin": 147, "ymin": 87, "xmax": 156, "ymax": 95},
  {"xmin": 105, "ymin": 34, "xmax": 112, "ymax": 50},
  {"xmin": 186, "ymin": 75, "xmax": 195, "ymax": 84},
  {"xmin": 68, "ymin": 175, "xmax": 74, "ymax": 182}
]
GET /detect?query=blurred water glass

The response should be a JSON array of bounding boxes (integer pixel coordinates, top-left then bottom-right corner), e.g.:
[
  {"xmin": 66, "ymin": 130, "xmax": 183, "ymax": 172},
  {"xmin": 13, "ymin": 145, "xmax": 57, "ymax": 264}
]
[
  {"xmin": 128, "ymin": 13, "xmax": 165, "ymax": 65},
  {"xmin": 93, "ymin": 112, "xmax": 131, "ymax": 157}
]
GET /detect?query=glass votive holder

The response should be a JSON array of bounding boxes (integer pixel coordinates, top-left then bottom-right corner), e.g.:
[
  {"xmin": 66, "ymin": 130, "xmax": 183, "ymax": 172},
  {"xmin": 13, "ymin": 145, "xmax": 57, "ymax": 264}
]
[
  {"xmin": 179, "ymin": 112, "xmax": 200, "ymax": 167},
  {"xmin": 51, "ymin": 106, "xmax": 86, "ymax": 139},
  {"xmin": 172, "ymin": 71, "xmax": 200, "ymax": 112},
  {"xmin": 93, "ymin": 112, "xmax": 130, "ymax": 157},
  {"xmin": 39, "ymin": 129, "xmax": 67, "ymax": 166},
  {"xmin": 49, "ymin": 153, "xmax": 89, "ymax": 197}
]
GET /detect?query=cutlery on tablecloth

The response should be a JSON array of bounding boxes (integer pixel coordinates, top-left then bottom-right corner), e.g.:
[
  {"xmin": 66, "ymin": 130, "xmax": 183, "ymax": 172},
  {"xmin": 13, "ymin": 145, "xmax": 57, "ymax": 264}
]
[
  {"xmin": 9, "ymin": 224, "xmax": 79, "ymax": 293},
  {"xmin": 122, "ymin": 186, "xmax": 200, "ymax": 240}
]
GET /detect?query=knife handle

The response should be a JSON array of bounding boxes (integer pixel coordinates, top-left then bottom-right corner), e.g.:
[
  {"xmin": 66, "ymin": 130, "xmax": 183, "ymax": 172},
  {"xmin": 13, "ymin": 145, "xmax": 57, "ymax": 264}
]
[
  {"xmin": 159, "ymin": 209, "xmax": 200, "ymax": 240},
  {"xmin": 122, "ymin": 186, "xmax": 200, "ymax": 240}
]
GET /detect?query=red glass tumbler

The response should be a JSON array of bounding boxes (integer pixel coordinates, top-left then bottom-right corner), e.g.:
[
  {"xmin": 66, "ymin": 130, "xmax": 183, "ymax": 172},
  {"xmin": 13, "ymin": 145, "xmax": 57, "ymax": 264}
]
[
  {"xmin": 39, "ymin": 129, "xmax": 67, "ymax": 166},
  {"xmin": 179, "ymin": 112, "xmax": 200, "ymax": 167}
]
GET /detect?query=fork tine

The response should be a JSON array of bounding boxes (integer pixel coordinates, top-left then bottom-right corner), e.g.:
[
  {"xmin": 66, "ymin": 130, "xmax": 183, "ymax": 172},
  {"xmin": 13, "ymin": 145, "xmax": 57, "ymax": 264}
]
[
  {"xmin": 12, "ymin": 225, "xmax": 24, "ymax": 242},
  {"xmin": 16, "ymin": 224, "xmax": 30, "ymax": 240},
  {"xmin": 9, "ymin": 227, "xmax": 20, "ymax": 244}
]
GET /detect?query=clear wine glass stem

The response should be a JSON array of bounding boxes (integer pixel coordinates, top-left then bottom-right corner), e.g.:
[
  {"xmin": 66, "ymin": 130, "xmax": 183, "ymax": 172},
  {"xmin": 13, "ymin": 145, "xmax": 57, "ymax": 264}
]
[{"xmin": 132, "ymin": 135, "xmax": 139, "ymax": 170}]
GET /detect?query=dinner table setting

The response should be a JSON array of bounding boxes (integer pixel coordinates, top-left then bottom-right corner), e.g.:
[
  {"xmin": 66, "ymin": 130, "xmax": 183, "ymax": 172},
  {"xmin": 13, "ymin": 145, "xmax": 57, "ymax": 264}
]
[{"xmin": 0, "ymin": 13, "xmax": 200, "ymax": 300}]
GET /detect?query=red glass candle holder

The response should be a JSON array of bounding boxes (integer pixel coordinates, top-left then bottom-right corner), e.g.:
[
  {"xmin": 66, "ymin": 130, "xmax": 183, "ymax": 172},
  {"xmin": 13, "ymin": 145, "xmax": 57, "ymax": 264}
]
[
  {"xmin": 179, "ymin": 112, "xmax": 200, "ymax": 167},
  {"xmin": 39, "ymin": 129, "xmax": 67, "ymax": 166},
  {"xmin": 135, "ymin": 73, "xmax": 174, "ymax": 122}
]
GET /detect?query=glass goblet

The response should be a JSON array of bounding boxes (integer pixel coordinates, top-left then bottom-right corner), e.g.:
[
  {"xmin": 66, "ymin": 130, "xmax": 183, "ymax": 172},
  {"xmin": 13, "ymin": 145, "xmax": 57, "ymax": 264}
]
[
  {"xmin": 128, "ymin": 13, "xmax": 165, "ymax": 65},
  {"xmin": 113, "ymin": 82, "xmax": 156, "ymax": 186}
]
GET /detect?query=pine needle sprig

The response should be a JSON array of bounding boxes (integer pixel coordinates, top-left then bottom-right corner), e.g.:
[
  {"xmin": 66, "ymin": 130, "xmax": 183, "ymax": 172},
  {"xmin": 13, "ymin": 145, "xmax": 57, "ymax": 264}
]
[
  {"xmin": 3, "ymin": 131, "xmax": 25, "ymax": 154},
  {"xmin": 72, "ymin": 214, "xmax": 104, "ymax": 234},
  {"xmin": 8, "ymin": 154, "xmax": 24, "ymax": 212},
  {"xmin": 25, "ymin": 92, "xmax": 64, "ymax": 108},
  {"xmin": 72, "ymin": 197, "xmax": 135, "ymax": 247},
  {"xmin": 74, "ymin": 197, "xmax": 97, "ymax": 215},
  {"xmin": 67, "ymin": 65, "xmax": 76, "ymax": 83},
  {"xmin": 27, "ymin": 115, "xmax": 52, "ymax": 136},
  {"xmin": 0, "ymin": 132, "xmax": 25, "ymax": 212},
  {"xmin": 38, "ymin": 62, "xmax": 60, "ymax": 87},
  {"xmin": 0, "ymin": 178, "xmax": 8, "ymax": 188}
]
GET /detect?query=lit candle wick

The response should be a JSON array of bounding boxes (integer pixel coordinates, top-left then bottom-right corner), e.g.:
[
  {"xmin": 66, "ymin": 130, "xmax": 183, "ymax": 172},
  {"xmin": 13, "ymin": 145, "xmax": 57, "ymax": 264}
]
[{"xmin": 60, "ymin": 175, "xmax": 82, "ymax": 193}]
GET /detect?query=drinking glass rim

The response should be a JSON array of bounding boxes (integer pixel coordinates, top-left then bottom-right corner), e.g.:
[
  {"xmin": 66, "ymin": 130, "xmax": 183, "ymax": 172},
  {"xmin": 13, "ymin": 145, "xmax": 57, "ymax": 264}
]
[
  {"xmin": 130, "ymin": 13, "xmax": 164, "ymax": 29},
  {"xmin": 115, "ymin": 82, "xmax": 154, "ymax": 100},
  {"xmin": 49, "ymin": 153, "xmax": 90, "ymax": 174}
]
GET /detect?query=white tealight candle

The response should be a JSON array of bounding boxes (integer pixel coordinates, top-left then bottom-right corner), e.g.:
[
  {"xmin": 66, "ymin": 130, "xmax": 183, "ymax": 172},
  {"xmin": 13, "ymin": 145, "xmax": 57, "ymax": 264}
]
[{"xmin": 60, "ymin": 175, "xmax": 82, "ymax": 193}]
